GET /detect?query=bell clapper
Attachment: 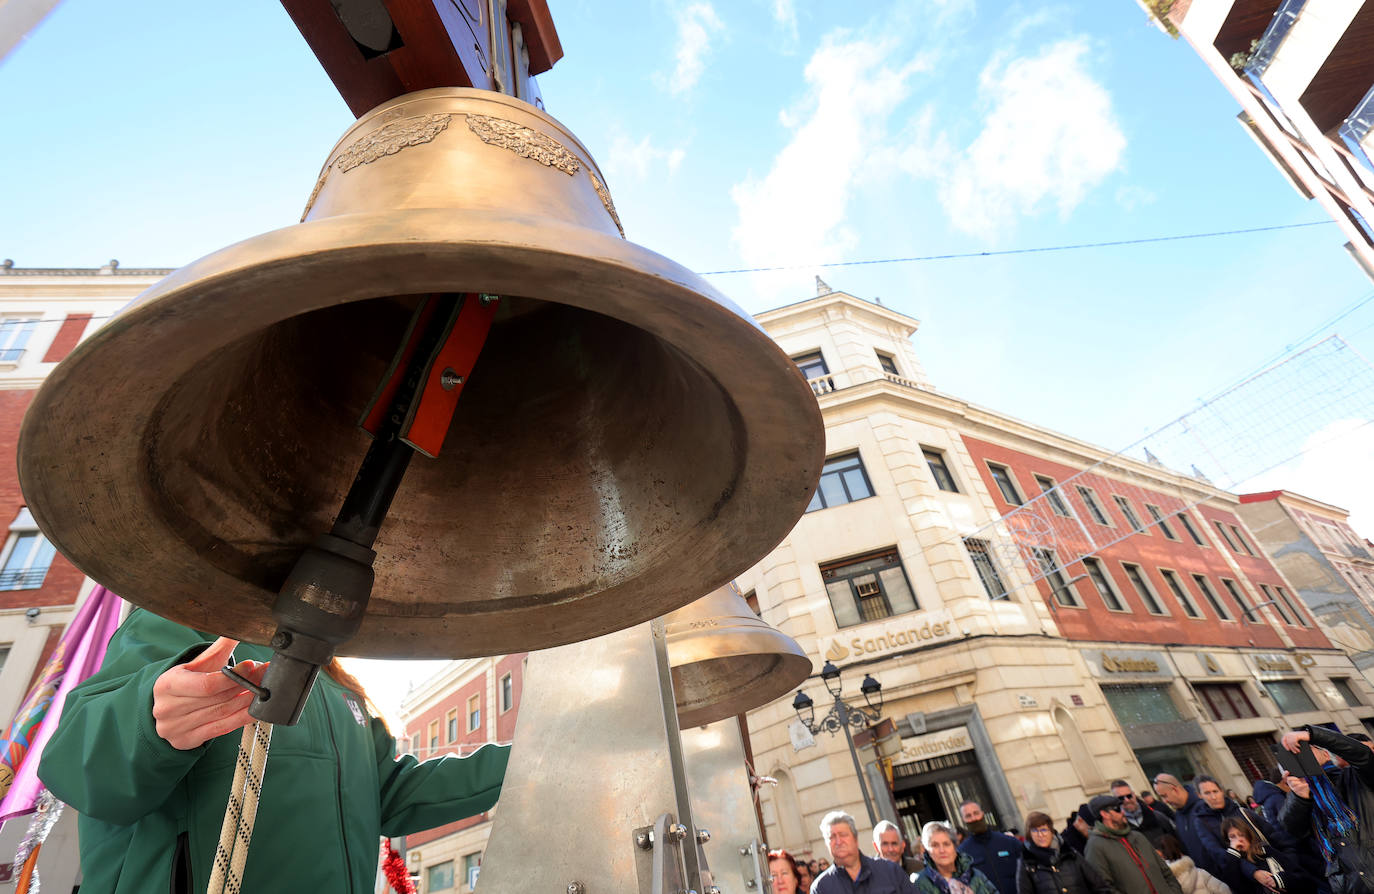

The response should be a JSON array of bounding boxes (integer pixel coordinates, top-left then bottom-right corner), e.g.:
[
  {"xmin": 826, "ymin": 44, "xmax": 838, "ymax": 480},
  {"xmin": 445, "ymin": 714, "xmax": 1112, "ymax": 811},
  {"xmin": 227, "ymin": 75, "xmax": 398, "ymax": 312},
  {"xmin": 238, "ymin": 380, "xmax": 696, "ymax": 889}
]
[{"xmin": 233, "ymin": 292, "xmax": 498, "ymax": 725}]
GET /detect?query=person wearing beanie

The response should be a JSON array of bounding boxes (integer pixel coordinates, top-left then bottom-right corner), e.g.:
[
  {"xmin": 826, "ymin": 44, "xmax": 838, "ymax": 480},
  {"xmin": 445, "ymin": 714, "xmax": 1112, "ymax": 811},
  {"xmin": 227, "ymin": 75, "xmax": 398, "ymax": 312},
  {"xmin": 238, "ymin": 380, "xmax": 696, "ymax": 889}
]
[
  {"xmin": 1083, "ymin": 795, "xmax": 1183, "ymax": 894},
  {"xmin": 1062, "ymin": 805, "xmax": 1092, "ymax": 855}
]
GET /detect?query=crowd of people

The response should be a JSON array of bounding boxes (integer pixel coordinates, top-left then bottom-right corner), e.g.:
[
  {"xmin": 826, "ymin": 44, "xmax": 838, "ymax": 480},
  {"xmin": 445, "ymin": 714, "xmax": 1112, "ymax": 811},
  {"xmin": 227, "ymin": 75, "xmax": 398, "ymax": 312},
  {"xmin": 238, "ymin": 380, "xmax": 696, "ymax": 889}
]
[{"xmin": 766, "ymin": 724, "xmax": 1374, "ymax": 894}]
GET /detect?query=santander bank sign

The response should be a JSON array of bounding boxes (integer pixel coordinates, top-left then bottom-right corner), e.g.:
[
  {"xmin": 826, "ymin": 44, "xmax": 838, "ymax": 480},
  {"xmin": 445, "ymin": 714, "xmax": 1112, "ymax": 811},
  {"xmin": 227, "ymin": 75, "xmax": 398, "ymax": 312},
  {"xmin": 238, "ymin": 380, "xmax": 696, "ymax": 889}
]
[{"xmin": 822, "ymin": 609, "xmax": 958, "ymax": 663}]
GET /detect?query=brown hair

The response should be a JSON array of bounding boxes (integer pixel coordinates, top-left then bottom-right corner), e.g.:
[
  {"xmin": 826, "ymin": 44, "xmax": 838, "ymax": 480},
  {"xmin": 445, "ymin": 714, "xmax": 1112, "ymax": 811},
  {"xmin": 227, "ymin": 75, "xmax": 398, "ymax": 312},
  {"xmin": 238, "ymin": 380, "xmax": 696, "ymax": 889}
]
[
  {"xmin": 1157, "ymin": 834, "xmax": 1186, "ymax": 862},
  {"xmin": 1219, "ymin": 817, "xmax": 1254, "ymax": 853},
  {"xmin": 1024, "ymin": 811, "xmax": 1053, "ymax": 832},
  {"xmin": 323, "ymin": 658, "xmax": 390, "ymax": 735}
]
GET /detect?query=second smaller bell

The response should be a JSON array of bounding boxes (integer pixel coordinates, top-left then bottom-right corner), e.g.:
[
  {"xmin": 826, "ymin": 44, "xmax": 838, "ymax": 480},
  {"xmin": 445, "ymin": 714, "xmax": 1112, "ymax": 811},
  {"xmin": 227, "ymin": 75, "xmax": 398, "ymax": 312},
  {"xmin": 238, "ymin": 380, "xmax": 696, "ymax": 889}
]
[{"xmin": 665, "ymin": 583, "xmax": 811, "ymax": 728}]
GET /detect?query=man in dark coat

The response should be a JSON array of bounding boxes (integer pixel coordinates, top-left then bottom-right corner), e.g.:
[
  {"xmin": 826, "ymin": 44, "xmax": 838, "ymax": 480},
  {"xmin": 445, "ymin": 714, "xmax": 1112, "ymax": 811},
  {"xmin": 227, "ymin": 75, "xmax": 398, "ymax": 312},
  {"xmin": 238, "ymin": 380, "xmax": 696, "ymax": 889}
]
[
  {"xmin": 1110, "ymin": 779, "xmax": 1176, "ymax": 848},
  {"xmin": 813, "ymin": 810, "xmax": 918, "ymax": 894},
  {"xmin": 1151, "ymin": 772, "xmax": 1234, "ymax": 880},
  {"xmin": 957, "ymin": 800, "xmax": 1021, "ymax": 894},
  {"xmin": 1279, "ymin": 725, "xmax": 1374, "ymax": 894},
  {"xmin": 1252, "ymin": 767, "xmax": 1289, "ymax": 823},
  {"xmin": 1140, "ymin": 789, "xmax": 1175, "ymax": 821}
]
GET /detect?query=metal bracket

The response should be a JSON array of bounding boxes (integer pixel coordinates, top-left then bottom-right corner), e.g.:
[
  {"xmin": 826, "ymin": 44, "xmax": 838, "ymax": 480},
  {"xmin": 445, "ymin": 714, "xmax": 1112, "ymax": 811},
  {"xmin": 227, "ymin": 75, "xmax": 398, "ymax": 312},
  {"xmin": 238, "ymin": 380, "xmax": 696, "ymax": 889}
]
[
  {"xmin": 737, "ymin": 840, "xmax": 769, "ymax": 892},
  {"xmin": 638, "ymin": 813, "xmax": 691, "ymax": 894}
]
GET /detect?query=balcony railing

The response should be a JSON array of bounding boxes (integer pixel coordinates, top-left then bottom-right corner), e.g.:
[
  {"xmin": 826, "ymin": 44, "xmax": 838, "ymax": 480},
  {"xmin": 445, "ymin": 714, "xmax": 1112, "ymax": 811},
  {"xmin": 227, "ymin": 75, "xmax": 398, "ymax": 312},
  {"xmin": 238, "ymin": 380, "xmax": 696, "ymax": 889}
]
[
  {"xmin": 1246, "ymin": 0, "xmax": 1308, "ymax": 76},
  {"xmin": 0, "ymin": 567, "xmax": 49, "ymax": 591},
  {"xmin": 803, "ymin": 366, "xmax": 930, "ymax": 398}
]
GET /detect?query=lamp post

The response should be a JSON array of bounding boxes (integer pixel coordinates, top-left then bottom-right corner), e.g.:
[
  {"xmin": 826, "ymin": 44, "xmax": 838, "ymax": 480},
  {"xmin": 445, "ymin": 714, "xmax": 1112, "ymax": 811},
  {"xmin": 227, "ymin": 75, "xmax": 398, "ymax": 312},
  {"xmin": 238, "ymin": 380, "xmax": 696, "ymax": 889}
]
[{"xmin": 792, "ymin": 661, "xmax": 883, "ymax": 825}]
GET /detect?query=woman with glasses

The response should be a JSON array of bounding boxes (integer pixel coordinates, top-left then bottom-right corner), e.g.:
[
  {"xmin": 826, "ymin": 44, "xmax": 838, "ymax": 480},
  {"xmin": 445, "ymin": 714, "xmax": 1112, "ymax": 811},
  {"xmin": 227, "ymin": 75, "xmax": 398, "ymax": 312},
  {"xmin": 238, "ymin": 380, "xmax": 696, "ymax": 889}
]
[{"xmin": 1016, "ymin": 811, "xmax": 1113, "ymax": 894}]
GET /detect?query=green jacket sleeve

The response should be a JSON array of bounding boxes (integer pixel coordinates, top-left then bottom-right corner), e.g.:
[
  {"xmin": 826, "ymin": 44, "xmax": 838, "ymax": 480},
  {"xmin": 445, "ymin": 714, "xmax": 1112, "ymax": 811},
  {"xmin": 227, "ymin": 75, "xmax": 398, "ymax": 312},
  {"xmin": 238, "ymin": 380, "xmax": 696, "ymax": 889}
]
[
  {"xmin": 36, "ymin": 609, "xmax": 216, "ymax": 825},
  {"xmin": 374, "ymin": 718, "xmax": 510, "ymax": 837}
]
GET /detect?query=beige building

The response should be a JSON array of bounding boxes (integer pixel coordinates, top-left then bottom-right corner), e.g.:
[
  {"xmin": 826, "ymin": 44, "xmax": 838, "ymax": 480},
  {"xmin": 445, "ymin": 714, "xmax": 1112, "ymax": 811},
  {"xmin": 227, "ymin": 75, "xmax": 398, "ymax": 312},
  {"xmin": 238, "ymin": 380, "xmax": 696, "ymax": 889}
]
[
  {"xmin": 740, "ymin": 284, "xmax": 1374, "ymax": 861},
  {"xmin": 1149, "ymin": 0, "xmax": 1374, "ymax": 281},
  {"xmin": 1239, "ymin": 489, "xmax": 1374, "ymax": 669}
]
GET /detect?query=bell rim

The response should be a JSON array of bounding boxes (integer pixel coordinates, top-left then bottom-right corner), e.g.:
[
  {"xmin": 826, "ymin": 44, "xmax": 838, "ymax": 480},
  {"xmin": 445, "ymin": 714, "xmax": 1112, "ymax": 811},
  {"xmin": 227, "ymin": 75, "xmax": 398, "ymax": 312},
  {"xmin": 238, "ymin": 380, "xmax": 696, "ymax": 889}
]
[{"xmin": 18, "ymin": 208, "xmax": 826, "ymax": 658}]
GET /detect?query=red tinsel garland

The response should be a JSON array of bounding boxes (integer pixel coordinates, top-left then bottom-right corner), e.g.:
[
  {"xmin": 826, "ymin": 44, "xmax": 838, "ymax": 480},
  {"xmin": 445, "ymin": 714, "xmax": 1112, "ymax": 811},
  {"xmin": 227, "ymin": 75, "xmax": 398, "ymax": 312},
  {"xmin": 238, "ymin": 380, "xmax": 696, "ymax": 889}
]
[{"xmin": 381, "ymin": 839, "xmax": 416, "ymax": 894}]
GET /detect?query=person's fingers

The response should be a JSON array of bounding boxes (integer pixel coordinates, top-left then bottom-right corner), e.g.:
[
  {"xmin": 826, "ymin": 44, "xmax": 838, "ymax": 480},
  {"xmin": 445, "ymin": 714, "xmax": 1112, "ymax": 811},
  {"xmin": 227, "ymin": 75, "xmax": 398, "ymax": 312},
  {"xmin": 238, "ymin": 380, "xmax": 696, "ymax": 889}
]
[
  {"xmin": 183, "ymin": 636, "xmax": 239, "ymax": 673},
  {"xmin": 156, "ymin": 689, "xmax": 255, "ymax": 750},
  {"xmin": 156, "ymin": 662, "xmax": 246, "ymax": 700}
]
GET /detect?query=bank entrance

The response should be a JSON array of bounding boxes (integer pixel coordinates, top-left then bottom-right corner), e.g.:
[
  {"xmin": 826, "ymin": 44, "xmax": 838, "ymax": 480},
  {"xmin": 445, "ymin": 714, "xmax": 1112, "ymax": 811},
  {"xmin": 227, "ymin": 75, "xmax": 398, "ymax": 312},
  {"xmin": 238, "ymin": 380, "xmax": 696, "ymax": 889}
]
[{"xmin": 891, "ymin": 748, "xmax": 999, "ymax": 843}]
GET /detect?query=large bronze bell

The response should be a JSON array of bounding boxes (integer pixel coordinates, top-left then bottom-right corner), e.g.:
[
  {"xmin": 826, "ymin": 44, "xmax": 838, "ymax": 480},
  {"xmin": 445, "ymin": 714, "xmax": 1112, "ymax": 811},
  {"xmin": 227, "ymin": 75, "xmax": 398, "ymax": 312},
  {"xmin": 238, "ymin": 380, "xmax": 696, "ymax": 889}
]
[
  {"xmin": 18, "ymin": 88, "xmax": 824, "ymax": 659},
  {"xmin": 666, "ymin": 582, "xmax": 812, "ymax": 728}
]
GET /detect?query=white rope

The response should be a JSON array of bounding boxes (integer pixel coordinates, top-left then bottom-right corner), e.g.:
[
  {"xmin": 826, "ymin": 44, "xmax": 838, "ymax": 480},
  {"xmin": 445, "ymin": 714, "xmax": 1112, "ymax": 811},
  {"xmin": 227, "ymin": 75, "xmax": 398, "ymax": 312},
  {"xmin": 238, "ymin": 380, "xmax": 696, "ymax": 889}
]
[{"xmin": 206, "ymin": 720, "xmax": 273, "ymax": 894}]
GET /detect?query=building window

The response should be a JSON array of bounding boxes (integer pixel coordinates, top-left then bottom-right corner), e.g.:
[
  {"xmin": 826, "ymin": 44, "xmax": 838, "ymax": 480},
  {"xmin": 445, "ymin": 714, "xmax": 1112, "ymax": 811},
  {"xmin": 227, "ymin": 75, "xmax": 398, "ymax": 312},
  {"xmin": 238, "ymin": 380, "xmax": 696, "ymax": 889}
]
[
  {"xmin": 821, "ymin": 548, "xmax": 918, "ymax": 628},
  {"xmin": 1082, "ymin": 557, "xmax": 1125, "ymax": 611},
  {"xmin": 1178, "ymin": 512, "xmax": 1207, "ymax": 546},
  {"xmin": 500, "ymin": 673, "xmax": 514, "ymax": 713},
  {"xmin": 1214, "ymin": 521, "xmax": 1240, "ymax": 552},
  {"xmin": 427, "ymin": 860, "xmax": 455, "ymax": 891},
  {"xmin": 806, "ymin": 452, "xmax": 875, "ymax": 512},
  {"xmin": 1230, "ymin": 525, "xmax": 1255, "ymax": 556},
  {"xmin": 1159, "ymin": 569, "xmax": 1201, "ymax": 618},
  {"xmin": 1034, "ymin": 475, "xmax": 1073, "ymax": 517},
  {"xmin": 793, "ymin": 351, "xmax": 833, "ymax": 393},
  {"xmin": 744, "ymin": 589, "xmax": 761, "ymax": 616},
  {"xmin": 428, "ymin": 720, "xmax": 439, "ymax": 752},
  {"xmin": 1146, "ymin": 504, "xmax": 1179, "ymax": 540},
  {"xmin": 446, "ymin": 709, "xmax": 458, "ymax": 742},
  {"xmin": 0, "ymin": 318, "xmax": 39, "ymax": 364},
  {"xmin": 1276, "ymin": 586, "xmax": 1308, "ymax": 626},
  {"xmin": 1076, "ymin": 486, "xmax": 1110, "ymax": 526},
  {"xmin": 1221, "ymin": 579, "xmax": 1257, "ymax": 623},
  {"xmin": 1113, "ymin": 496, "xmax": 1144, "ymax": 532},
  {"xmin": 922, "ymin": 448, "xmax": 959, "ymax": 493},
  {"xmin": 1032, "ymin": 548, "xmax": 1078, "ymax": 607},
  {"xmin": 1258, "ymin": 583, "xmax": 1295, "ymax": 625},
  {"xmin": 463, "ymin": 853, "xmax": 482, "ymax": 891},
  {"xmin": 987, "ymin": 463, "xmax": 1023, "ymax": 505},
  {"xmin": 467, "ymin": 694, "xmax": 481, "ymax": 732},
  {"xmin": 876, "ymin": 351, "xmax": 898, "ymax": 375},
  {"xmin": 1264, "ymin": 680, "xmax": 1318, "ymax": 714},
  {"xmin": 1333, "ymin": 677, "xmax": 1364, "ymax": 708},
  {"xmin": 1122, "ymin": 563, "xmax": 1165, "ymax": 614},
  {"xmin": 410, "ymin": 733, "xmax": 420, "ymax": 755},
  {"xmin": 964, "ymin": 538, "xmax": 1007, "ymax": 600},
  {"xmin": 0, "ymin": 510, "xmax": 56, "ymax": 591},
  {"xmin": 1195, "ymin": 682, "xmax": 1260, "ymax": 721},
  {"xmin": 1191, "ymin": 575, "xmax": 1231, "ymax": 620},
  {"xmin": 1102, "ymin": 684, "xmax": 1183, "ymax": 725}
]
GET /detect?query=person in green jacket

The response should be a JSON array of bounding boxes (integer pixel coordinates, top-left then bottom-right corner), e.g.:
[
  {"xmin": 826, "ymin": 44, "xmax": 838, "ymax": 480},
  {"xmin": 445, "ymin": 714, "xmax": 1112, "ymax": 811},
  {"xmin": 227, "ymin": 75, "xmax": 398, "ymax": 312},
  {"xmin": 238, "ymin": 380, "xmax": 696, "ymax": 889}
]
[{"xmin": 38, "ymin": 608, "xmax": 511, "ymax": 893}]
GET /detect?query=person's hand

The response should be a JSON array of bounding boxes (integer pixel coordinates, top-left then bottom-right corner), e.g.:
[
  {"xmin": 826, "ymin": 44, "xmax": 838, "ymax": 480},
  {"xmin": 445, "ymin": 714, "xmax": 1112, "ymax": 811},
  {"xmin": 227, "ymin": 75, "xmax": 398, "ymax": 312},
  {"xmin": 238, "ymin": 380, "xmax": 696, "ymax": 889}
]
[
  {"xmin": 1281, "ymin": 729, "xmax": 1310, "ymax": 753},
  {"xmin": 152, "ymin": 637, "xmax": 268, "ymax": 750},
  {"xmin": 1284, "ymin": 771, "xmax": 1311, "ymax": 800},
  {"xmin": 1252, "ymin": 869, "xmax": 1278, "ymax": 890}
]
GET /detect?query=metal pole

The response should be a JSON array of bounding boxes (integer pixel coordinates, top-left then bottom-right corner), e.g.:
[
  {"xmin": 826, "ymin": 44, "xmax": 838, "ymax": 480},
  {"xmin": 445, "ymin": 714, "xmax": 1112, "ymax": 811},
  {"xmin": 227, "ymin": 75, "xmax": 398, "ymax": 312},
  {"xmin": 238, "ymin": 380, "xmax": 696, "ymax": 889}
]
[{"xmin": 838, "ymin": 699, "xmax": 878, "ymax": 826}]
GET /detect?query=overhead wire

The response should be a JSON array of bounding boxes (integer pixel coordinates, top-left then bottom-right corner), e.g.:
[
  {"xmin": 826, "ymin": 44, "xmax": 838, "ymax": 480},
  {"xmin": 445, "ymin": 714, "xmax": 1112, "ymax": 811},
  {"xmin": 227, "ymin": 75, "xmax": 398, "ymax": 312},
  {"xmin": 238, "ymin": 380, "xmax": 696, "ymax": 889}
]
[{"xmin": 695, "ymin": 219, "xmax": 1336, "ymax": 275}]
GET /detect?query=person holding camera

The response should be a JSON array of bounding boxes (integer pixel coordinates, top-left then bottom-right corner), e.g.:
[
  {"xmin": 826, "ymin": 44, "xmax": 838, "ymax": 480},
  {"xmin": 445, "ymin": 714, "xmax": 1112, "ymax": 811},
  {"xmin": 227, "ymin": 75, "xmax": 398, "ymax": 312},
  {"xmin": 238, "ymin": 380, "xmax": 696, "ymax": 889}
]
[{"xmin": 1278, "ymin": 726, "xmax": 1374, "ymax": 893}]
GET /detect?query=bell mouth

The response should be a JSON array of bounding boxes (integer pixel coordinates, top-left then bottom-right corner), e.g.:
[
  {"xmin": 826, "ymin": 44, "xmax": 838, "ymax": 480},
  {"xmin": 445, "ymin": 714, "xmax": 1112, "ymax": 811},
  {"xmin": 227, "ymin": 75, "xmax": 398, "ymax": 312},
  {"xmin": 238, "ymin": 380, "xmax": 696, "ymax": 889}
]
[{"xmin": 19, "ymin": 209, "xmax": 824, "ymax": 658}]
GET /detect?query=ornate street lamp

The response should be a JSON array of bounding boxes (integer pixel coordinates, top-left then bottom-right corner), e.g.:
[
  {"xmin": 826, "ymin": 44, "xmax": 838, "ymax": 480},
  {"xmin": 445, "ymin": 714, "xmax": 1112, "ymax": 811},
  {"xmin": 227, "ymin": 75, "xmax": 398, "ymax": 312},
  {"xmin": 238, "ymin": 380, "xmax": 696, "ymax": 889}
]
[{"xmin": 792, "ymin": 662, "xmax": 884, "ymax": 824}]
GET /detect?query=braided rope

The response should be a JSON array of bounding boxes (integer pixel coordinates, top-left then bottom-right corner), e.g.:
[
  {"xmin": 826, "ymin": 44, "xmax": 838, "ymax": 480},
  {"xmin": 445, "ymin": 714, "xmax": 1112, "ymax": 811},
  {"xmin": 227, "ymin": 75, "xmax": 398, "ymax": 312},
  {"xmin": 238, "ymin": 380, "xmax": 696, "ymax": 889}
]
[{"xmin": 206, "ymin": 720, "xmax": 273, "ymax": 894}]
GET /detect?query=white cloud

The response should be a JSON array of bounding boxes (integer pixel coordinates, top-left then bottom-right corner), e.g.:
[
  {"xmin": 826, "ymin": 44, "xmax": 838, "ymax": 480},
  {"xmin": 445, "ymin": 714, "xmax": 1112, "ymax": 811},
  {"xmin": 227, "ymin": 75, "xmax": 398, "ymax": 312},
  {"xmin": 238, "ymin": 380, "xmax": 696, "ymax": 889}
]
[
  {"xmin": 929, "ymin": 38, "xmax": 1126, "ymax": 238},
  {"xmin": 605, "ymin": 133, "xmax": 687, "ymax": 182},
  {"xmin": 771, "ymin": 0, "xmax": 798, "ymax": 41},
  {"xmin": 666, "ymin": 3, "xmax": 726, "ymax": 95},
  {"xmin": 1243, "ymin": 419, "xmax": 1374, "ymax": 537},
  {"xmin": 1115, "ymin": 184, "xmax": 1157, "ymax": 210},
  {"xmin": 730, "ymin": 32, "xmax": 930, "ymax": 300}
]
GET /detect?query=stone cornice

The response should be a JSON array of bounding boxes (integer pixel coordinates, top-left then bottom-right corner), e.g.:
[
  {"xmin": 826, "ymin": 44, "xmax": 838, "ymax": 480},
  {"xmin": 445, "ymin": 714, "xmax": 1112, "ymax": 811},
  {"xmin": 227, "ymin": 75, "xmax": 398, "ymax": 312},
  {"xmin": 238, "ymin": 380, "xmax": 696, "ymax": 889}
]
[
  {"xmin": 818, "ymin": 376, "xmax": 1236, "ymax": 504},
  {"xmin": 0, "ymin": 267, "xmax": 173, "ymax": 276}
]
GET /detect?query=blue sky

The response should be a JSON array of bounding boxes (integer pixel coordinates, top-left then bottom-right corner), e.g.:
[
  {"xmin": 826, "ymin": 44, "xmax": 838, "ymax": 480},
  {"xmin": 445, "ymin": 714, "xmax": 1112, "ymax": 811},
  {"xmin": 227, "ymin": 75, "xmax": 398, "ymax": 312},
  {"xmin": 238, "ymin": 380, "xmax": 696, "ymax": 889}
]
[{"xmin": 6, "ymin": 1, "xmax": 1374, "ymax": 716}]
